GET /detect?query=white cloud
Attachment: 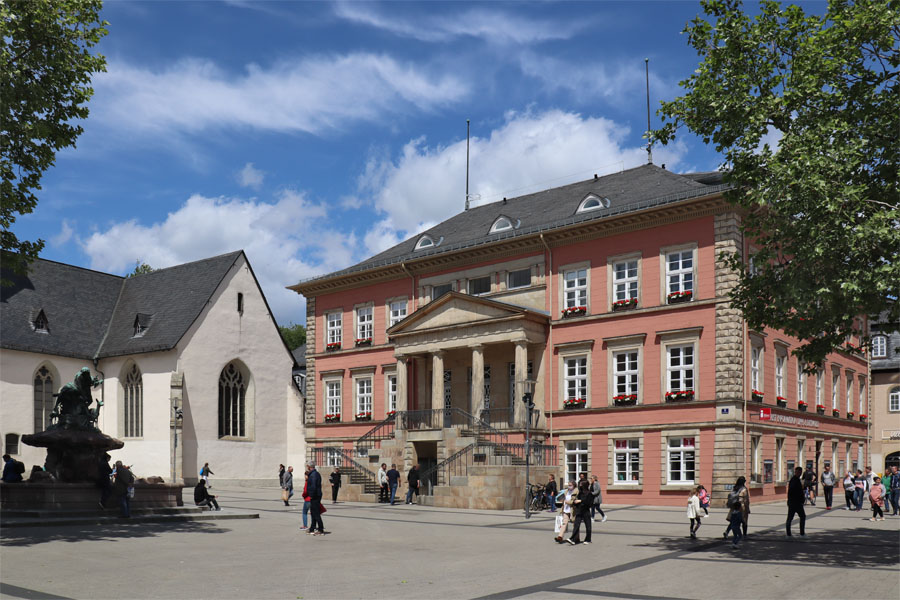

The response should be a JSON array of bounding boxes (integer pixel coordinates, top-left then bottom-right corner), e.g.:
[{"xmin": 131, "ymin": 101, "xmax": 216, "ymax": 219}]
[
  {"xmin": 333, "ymin": 2, "xmax": 589, "ymax": 44},
  {"xmin": 92, "ymin": 54, "xmax": 468, "ymax": 138},
  {"xmin": 50, "ymin": 220, "xmax": 75, "ymax": 247},
  {"xmin": 357, "ymin": 109, "xmax": 688, "ymax": 235},
  {"xmin": 81, "ymin": 190, "xmax": 333, "ymax": 323},
  {"xmin": 238, "ymin": 162, "xmax": 265, "ymax": 189}
]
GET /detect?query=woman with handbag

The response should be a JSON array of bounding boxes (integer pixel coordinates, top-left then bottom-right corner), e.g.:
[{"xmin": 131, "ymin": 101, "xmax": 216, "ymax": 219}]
[
  {"xmin": 554, "ymin": 480, "xmax": 577, "ymax": 543},
  {"xmin": 281, "ymin": 466, "xmax": 294, "ymax": 506},
  {"xmin": 590, "ymin": 475, "xmax": 607, "ymax": 522}
]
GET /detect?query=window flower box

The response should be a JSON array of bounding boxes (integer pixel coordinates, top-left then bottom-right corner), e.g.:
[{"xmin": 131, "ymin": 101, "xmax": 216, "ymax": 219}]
[
  {"xmin": 665, "ymin": 389, "xmax": 695, "ymax": 402},
  {"xmin": 355, "ymin": 411, "xmax": 372, "ymax": 421},
  {"xmin": 613, "ymin": 394, "xmax": 637, "ymax": 406},
  {"xmin": 355, "ymin": 338, "xmax": 373, "ymax": 347},
  {"xmin": 832, "ymin": 408, "xmax": 841, "ymax": 417},
  {"xmin": 847, "ymin": 411, "xmax": 854, "ymax": 419},
  {"xmin": 843, "ymin": 342, "xmax": 862, "ymax": 355},
  {"xmin": 326, "ymin": 342, "xmax": 342, "ymax": 352},
  {"xmin": 666, "ymin": 290, "xmax": 693, "ymax": 304},
  {"xmin": 612, "ymin": 298, "xmax": 637, "ymax": 311},
  {"xmin": 324, "ymin": 413, "xmax": 341, "ymax": 423},
  {"xmin": 386, "ymin": 410, "xmax": 397, "ymax": 417},
  {"xmin": 776, "ymin": 396, "xmax": 787, "ymax": 408},
  {"xmin": 751, "ymin": 390, "xmax": 764, "ymax": 402},
  {"xmin": 859, "ymin": 414, "xmax": 867, "ymax": 422},
  {"xmin": 563, "ymin": 398, "xmax": 586, "ymax": 409},
  {"xmin": 798, "ymin": 401, "xmax": 808, "ymax": 412},
  {"xmin": 816, "ymin": 404, "xmax": 825, "ymax": 415},
  {"xmin": 562, "ymin": 306, "xmax": 587, "ymax": 318}
]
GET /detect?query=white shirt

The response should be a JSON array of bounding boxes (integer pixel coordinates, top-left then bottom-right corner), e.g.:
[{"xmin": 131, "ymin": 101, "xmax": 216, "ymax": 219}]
[
  {"xmin": 563, "ymin": 489, "xmax": 574, "ymax": 514},
  {"xmin": 686, "ymin": 495, "xmax": 701, "ymax": 519}
]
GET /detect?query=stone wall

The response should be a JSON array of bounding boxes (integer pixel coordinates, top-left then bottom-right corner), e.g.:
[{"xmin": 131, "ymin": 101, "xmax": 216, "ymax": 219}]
[
  {"xmin": 0, "ymin": 482, "xmax": 184, "ymax": 511},
  {"xmin": 426, "ymin": 465, "xmax": 556, "ymax": 510}
]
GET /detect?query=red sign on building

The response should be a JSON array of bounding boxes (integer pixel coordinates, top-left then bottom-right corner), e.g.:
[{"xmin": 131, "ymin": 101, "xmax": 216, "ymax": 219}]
[{"xmin": 759, "ymin": 407, "xmax": 772, "ymax": 421}]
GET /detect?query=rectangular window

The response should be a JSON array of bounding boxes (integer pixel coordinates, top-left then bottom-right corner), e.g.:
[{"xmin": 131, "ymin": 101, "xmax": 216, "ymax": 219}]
[
  {"xmin": 666, "ymin": 250, "xmax": 693, "ymax": 295},
  {"xmin": 846, "ymin": 442, "xmax": 852, "ymax": 473},
  {"xmin": 389, "ymin": 300, "xmax": 407, "ymax": 327},
  {"xmin": 237, "ymin": 292, "xmax": 244, "ymax": 314},
  {"xmin": 797, "ymin": 361, "xmax": 806, "ymax": 405},
  {"xmin": 4, "ymin": 433, "xmax": 19, "ymax": 456},
  {"xmin": 326, "ymin": 381, "xmax": 341, "ymax": 417},
  {"xmin": 667, "ymin": 344, "xmax": 695, "ymax": 393},
  {"xmin": 613, "ymin": 260, "xmax": 638, "ymax": 301},
  {"xmin": 565, "ymin": 440, "xmax": 588, "ymax": 484},
  {"xmin": 467, "ymin": 276, "xmax": 492, "ymax": 296},
  {"xmin": 751, "ymin": 347, "xmax": 761, "ymax": 392},
  {"xmin": 831, "ymin": 442, "xmax": 838, "ymax": 474},
  {"xmin": 764, "ymin": 460, "xmax": 774, "ymax": 484},
  {"xmin": 613, "ymin": 351, "xmax": 639, "ymax": 397},
  {"xmin": 432, "ymin": 283, "xmax": 452, "ymax": 299},
  {"xmin": 775, "ymin": 355, "xmax": 785, "ymax": 398},
  {"xmin": 831, "ymin": 372, "xmax": 839, "ymax": 410},
  {"xmin": 563, "ymin": 268, "xmax": 588, "ymax": 309},
  {"xmin": 890, "ymin": 388, "xmax": 900, "ymax": 412},
  {"xmin": 872, "ymin": 335, "xmax": 887, "ymax": 358},
  {"xmin": 326, "ymin": 312, "xmax": 342, "ymax": 346},
  {"xmin": 355, "ymin": 378, "xmax": 372, "ymax": 415},
  {"xmin": 776, "ymin": 438, "xmax": 785, "ymax": 481},
  {"xmin": 564, "ymin": 356, "xmax": 588, "ymax": 403},
  {"xmin": 387, "ymin": 375, "xmax": 398, "ymax": 413},
  {"xmin": 751, "ymin": 436, "xmax": 761, "ymax": 483},
  {"xmin": 325, "ymin": 447, "xmax": 341, "ymax": 467},
  {"xmin": 798, "ymin": 440, "xmax": 805, "ymax": 466},
  {"xmin": 860, "ymin": 379, "xmax": 868, "ymax": 414},
  {"xmin": 667, "ymin": 437, "xmax": 696, "ymax": 484},
  {"xmin": 815, "ymin": 370, "xmax": 823, "ymax": 405},
  {"xmin": 845, "ymin": 374, "xmax": 853, "ymax": 413},
  {"xmin": 507, "ymin": 268, "xmax": 531, "ymax": 290},
  {"xmin": 356, "ymin": 306, "xmax": 373, "ymax": 341},
  {"xmin": 614, "ymin": 439, "xmax": 640, "ymax": 483}
]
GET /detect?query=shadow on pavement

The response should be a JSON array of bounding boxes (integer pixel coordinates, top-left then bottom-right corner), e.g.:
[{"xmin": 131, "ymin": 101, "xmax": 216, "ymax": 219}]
[
  {"xmin": 637, "ymin": 526, "xmax": 899, "ymax": 569},
  {"xmin": 0, "ymin": 520, "xmax": 230, "ymax": 548}
]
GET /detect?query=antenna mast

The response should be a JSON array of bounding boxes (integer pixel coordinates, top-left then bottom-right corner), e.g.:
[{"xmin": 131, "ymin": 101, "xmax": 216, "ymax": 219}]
[
  {"xmin": 645, "ymin": 58, "xmax": 653, "ymax": 164},
  {"xmin": 465, "ymin": 119, "xmax": 470, "ymax": 211}
]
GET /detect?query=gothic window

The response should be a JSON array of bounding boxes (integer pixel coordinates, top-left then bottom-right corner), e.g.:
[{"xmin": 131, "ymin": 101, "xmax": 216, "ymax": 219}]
[
  {"xmin": 33, "ymin": 366, "xmax": 54, "ymax": 433},
  {"xmin": 219, "ymin": 363, "xmax": 247, "ymax": 438},
  {"xmin": 123, "ymin": 364, "xmax": 143, "ymax": 438}
]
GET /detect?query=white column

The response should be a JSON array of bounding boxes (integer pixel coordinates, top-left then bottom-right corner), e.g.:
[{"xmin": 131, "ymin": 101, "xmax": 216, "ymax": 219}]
[
  {"xmin": 514, "ymin": 340, "xmax": 528, "ymax": 426},
  {"xmin": 471, "ymin": 344, "xmax": 484, "ymax": 417},
  {"xmin": 431, "ymin": 351, "xmax": 445, "ymax": 412},
  {"xmin": 396, "ymin": 357, "xmax": 408, "ymax": 413}
]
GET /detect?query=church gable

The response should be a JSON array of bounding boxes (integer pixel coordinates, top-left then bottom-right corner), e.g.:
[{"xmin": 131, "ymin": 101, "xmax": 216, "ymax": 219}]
[{"xmin": 390, "ymin": 292, "xmax": 529, "ymax": 335}]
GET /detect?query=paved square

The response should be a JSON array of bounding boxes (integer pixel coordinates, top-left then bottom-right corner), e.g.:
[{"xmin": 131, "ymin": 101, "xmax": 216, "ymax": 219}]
[{"xmin": 1, "ymin": 487, "xmax": 897, "ymax": 600}]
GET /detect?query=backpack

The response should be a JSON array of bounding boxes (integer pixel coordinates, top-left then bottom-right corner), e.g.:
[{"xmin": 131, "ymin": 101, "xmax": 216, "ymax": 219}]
[
  {"xmin": 726, "ymin": 489, "xmax": 742, "ymax": 509},
  {"xmin": 13, "ymin": 460, "xmax": 25, "ymax": 475}
]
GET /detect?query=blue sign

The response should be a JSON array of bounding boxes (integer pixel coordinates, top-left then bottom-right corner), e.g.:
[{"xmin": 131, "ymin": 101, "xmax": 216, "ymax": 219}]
[{"xmin": 721, "ymin": 408, "xmax": 730, "ymax": 414}]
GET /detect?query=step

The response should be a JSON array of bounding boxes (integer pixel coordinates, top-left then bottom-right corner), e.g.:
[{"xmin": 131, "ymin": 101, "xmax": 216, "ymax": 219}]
[
  {"xmin": 1, "ymin": 509, "xmax": 259, "ymax": 528},
  {"xmin": 1, "ymin": 506, "xmax": 201, "ymax": 519}
]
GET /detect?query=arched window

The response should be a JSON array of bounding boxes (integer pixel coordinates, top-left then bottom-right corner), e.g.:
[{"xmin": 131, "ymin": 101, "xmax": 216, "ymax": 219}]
[
  {"xmin": 415, "ymin": 235, "xmax": 435, "ymax": 250},
  {"xmin": 123, "ymin": 364, "xmax": 143, "ymax": 438},
  {"xmin": 489, "ymin": 216, "xmax": 515, "ymax": 234},
  {"xmin": 219, "ymin": 362, "xmax": 248, "ymax": 438},
  {"xmin": 33, "ymin": 366, "xmax": 54, "ymax": 433},
  {"xmin": 577, "ymin": 194, "xmax": 610, "ymax": 214}
]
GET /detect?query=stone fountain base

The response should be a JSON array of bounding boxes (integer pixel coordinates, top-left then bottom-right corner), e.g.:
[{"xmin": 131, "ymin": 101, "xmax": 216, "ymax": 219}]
[
  {"xmin": 22, "ymin": 428, "xmax": 124, "ymax": 483},
  {"xmin": 0, "ymin": 481, "xmax": 184, "ymax": 511}
]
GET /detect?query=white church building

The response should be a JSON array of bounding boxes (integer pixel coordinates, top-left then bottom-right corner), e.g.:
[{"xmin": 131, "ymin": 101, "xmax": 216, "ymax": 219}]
[{"xmin": 0, "ymin": 251, "xmax": 305, "ymax": 485}]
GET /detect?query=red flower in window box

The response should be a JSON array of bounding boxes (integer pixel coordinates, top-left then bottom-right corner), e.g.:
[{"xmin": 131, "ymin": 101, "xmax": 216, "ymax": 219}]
[
  {"xmin": 847, "ymin": 411, "xmax": 854, "ymax": 418},
  {"xmin": 326, "ymin": 342, "xmax": 341, "ymax": 351},
  {"xmin": 562, "ymin": 306, "xmax": 587, "ymax": 318},
  {"xmin": 563, "ymin": 398, "xmax": 586, "ymax": 409},
  {"xmin": 751, "ymin": 389, "xmax": 764, "ymax": 402},
  {"xmin": 612, "ymin": 298, "xmax": 637, "ymax": 310},
  {"xmin": 776, "ymin": 396, "xmax": 787, "ymax": 407},
  {"xmin": 386, "ymin": 410, "xmax": 396, "ymax": 417},
  {"xmin": 355, "ymin": 337, "xmax": 373, "ymax": 347},
  {"xmin": 859, "ymin": 414, "xmax": 867, "ymax": 422},
  {"xmin": 815, "ymin": 404, "xmax": 826, "ymax": 414},
  {"xmin": 613, "ymin": 394, "xmax": 638, "ymax": 406},
  {"xmin": 798, "ymin": 400, "xmax": 808, "ymax": 411},
  {"xmin": 324, "ymin": 413, "xmax": 341, "ymax": 423},
  {"xmin": 666, "ymin": 290, "xmax": 693, "ymax": 304},
  {"xmin": 665, "ymin": 390, "xmax": 695, "ymax": 402},
  {"xmin": 355, "ymin": 411, "xmax": 372, "ymax": 421}
]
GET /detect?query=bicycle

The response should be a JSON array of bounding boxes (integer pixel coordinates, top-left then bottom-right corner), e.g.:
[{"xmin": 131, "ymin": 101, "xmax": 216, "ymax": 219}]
[{"xmin": 525, "ymin": 483, "xmax": 548, "ymax": 513}]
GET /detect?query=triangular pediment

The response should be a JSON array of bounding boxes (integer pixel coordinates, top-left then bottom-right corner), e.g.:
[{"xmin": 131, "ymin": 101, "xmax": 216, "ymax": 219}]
[{"xmin": 388, "ymin": 292, "xmax": 539, "ymax": 335}]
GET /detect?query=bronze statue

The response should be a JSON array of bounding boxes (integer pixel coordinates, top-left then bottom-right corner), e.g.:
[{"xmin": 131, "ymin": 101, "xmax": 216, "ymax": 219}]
[{"xmin": 49, "ymin": 367, "xmax": 104, "ymax": 431}]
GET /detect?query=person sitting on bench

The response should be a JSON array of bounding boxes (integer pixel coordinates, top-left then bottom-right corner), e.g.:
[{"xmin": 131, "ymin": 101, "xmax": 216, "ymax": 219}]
[{"xmin": 194, "ymin": 479, "xmax": 220, "ymax": 511}]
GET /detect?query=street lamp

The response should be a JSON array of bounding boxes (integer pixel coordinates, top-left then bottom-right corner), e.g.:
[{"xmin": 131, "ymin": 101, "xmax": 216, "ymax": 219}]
[{"xmin": 519, "ymin": 378, "xmax": 536, "ymax": 519}]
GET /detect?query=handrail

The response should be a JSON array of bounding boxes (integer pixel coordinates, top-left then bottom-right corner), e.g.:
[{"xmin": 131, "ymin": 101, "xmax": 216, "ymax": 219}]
[
  {"xmin": 309, "ymin": 446, "xmax": 379, "ymax": 491},
  {"xmin": 419, "ymin": 441, "xmax": 557, "ymax": 495},
  {"xmin": 355, "ymin": 413, "xmax": 396, "ymax": 454},
  {"xmin": 419, "ymin": 443, "xmax": 476, "ymax": 492},
  {"xmin": 448, "ymin": 407, "xmax": 509, "ymax": 446}
]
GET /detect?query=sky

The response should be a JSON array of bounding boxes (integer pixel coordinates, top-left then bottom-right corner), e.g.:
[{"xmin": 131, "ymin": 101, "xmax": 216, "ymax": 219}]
[{"xmin": 19, "ymin": 0, "xmax": 749, "ymax": 326}]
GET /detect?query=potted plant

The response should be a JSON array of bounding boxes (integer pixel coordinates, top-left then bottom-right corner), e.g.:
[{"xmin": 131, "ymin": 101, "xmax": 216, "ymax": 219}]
[
  {"xmin": 776, "ymin": 396, "xmax": 787, "ymax": 408},
  {"xmin": 386, "ymin": 410, "xmax": 397, "ymax": 417},
  {"xmin": 563, "ymin": 398, "xmax": 586, "ymax": 409},
  {"xmin": 816, "ymin": 404, "xmax": 826, "ymax": 415},
  {"xmin": 612, "ymin": 298, "xmax": 637, "ymax": 311},
  {"xmin": 832, "ymin": 408, "xmax": 841, "ymax": 417},
  {"xmin": 666, "ymin": 290, "xmax": 693, "ymax": 304},
  {"xmin": 859, "ymin": 413, "xmax": 867, "ymax": 422},
  {"xmin": 613, "ymin": 394, "xmax": 637, "ymax": 406},
  {"xmin": 665, "ymin": 389, "xmax": 695, "ymax": 402},
  {"xmin": 562, "ymin": 306, "xmax": 587, "ymax": 318},
  {"xmin": 847, "ymin": 411, "xmax": 855, "ymax": 419},
  {"xmin": 355, "ymin": 337, "xmax": 373, "ymax": 347},
  {"xmin": 751, "ymin": 389, "xmax": 764, "ymax": 402},
  {"xmin": 798, "ymin": 400, "xmax": 808, "ymax": 412},
  {"xmin": 355, "ymin": 411, "xmax": 373, "ymax": 421},
  {"xmin": 326, "ymin": 342, "xmax": 342, "ymax": 352},
  {"xmin": 324, "ymin": 413, "xmax": 341, "ymax": 423}
]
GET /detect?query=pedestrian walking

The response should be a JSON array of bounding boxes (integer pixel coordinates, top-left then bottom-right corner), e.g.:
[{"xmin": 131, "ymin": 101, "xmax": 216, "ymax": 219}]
[
  {"xmin": 882, "ymin": 469, "xmax": 894, "ymax": 514},
  {"xmin": 306, "ymin": 462, "xmax": 325, "ymax": 536},
  {"xmin": 590, "ymin": 475, "xmax": 606, "ymax": 522},
  {"xmin": 865, "ymin": 466, "xmax": 876, "ymax": 491},
  {"xmin": 378, "ymin": 463, "xmax": 389, "ymax": 503},
  {"xmin": 406, "ymin": 464, "xmax": 420, "ymax": 504},
  {"xmin": 687, "ymin": 485, "xmax": 702, "ymax": 538},
  {"xmin": 545, "ymin": 474, "xmax": 558, "ymax": 512},
  {"xmin": 889, "ymin": 466, "xmax": 900, "ymax": 516},
  {"xmin": 281, "ymin": 466, "xmax": 294, "ymax": 506},
  {"xmin": 329, "ymin": 467, "xmax": 342, "ymax": 504},
  {"xmin": 869, "ymin": 476, "xmax": 886, "ymax": 521},
  {"xmin": 387, "ymin": 464, "xmax": 401, "ymax": 505},
  {"xmin": 194, "ymin": 479, "xmax": 220, "ymax": 511},
  {"xmin": 723, "ymin": 477, "xmax": 750, "ymax": 539},
  {"xmin": 554, "ymin": 480, "xmax": 577, "ymax": 543},
  {"xmin": 843, "ymin": 471, "xmax": 855, "ymax": 509},
  {"xmin": 300, "ymin": 468, "xmax": 311, "ymax": 530},
  {"xmin": 853, "ymin": 469, "xmax": 868, "ymax": 511},
  {"xmin": 698, "ymin": 485, "xmax": 711, "ymax": 516},
  {"xmin": 786, "ymin": 466, "xmax": 806, "ymax": 536},
  {"xmin": 97, "ymin": 453, "xmax": 113, "ymax": 509},
  {"xmin": 200, "ymin": 462, "xmax": 213, "ymax": 488},
  {"xmin": 820, "ymin": 464, "xmax": 836, "ymax": 510},
  {"xmin": 113, "ymin": 461, "xmax": 134, "ymax": 518},
  {"xmin": 278, "ymin": 464, "xmax": 285, "ymax": 487},
  {"xmin": 568, "ymin": 479, "xmax": 594, "ymax": 545},
  {"xmin": 802, "ymin": 466, "xmax": 816, "ymax": 505},
  {"xmin": 724, "ymin": 476, "xmax": 746, "ymax": 548}
]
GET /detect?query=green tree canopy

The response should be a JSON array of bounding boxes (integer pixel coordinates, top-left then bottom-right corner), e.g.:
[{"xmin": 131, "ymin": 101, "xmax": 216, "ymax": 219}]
[
  {"xmin": 1, "ymin": 0, "xmax": 108, "ymax": 279},
  {"xmin": 127, "ymin": 261, "xmax": 154, "ymax": 277},
  {"xmin": 278, "ymin": 322, "xmax": 307, "ymax": 351},
  {"xmin": 653, "ymin": 0, "xmax": 900, "ymax": 366}
]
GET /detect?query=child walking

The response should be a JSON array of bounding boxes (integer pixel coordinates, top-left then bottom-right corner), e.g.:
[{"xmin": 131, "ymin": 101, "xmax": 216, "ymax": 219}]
[
  {"xmin": 869, "ymin": 476, "xmax": 886, "ymax": 521},
  {"xmin": 687, "ymin": 485, "xmax": 702, "ymax": 538},
  {"xmin": 698, "ymin": 485, "xmax": 710, "ymax": 516}
]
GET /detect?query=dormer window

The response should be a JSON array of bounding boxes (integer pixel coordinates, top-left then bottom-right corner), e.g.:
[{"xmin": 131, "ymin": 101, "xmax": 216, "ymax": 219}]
[
  {"xmin": 489, "ymin": 216, "xmax": 516, "ymax": 234},
  {"xmin": 133, "ymin": 313, "xmax": 152, "ymax": 338},
  {"xmin": 577, "ymin": 194, "xmax": 610, "ymax": 214},
  {"xmin": 414, "ymin": 235, "xmax": 443, "ymax": 251},
  {"xmin": 32, "ymin": 310, "xmax": 49, "ymax": 333}
]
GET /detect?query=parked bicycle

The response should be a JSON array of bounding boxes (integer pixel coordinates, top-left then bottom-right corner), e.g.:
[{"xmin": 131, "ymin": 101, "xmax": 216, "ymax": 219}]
[{"xmin": 525, "ymin": 482, "xmax": 549, "ymax": 513}]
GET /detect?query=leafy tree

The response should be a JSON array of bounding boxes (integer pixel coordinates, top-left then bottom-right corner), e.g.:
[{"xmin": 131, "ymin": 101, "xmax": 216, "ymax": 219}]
[
  {"xmin": 127, "ymin": 261, "xmax": 154, "ymax": 277},
  {"xmin": 1, "ymin": 0, "xmax": 108, "ymax": 280},
  {"xmin": 653, "ymin": 0, "xmax": 900, "ymax": 366},
  {"xmin": 279, "ymin": 322, "xmax": 307, "ymax": 350}
]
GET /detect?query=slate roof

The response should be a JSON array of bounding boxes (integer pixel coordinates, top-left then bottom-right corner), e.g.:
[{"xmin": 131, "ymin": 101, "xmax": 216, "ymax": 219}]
[
  {"xmin": 302, "ymin": 164, "xmax": 729, "ymax": 285},
  {"xmin": 870, "ymin": 310, "xmax": 900, "ymax": 372},
  {"xmin": 291, "ymin": 344, "xmax": 306, "ymax": 368},
  {"xmin": 1, "ymin": 251, "xmax": 244, "ymax": 360}
]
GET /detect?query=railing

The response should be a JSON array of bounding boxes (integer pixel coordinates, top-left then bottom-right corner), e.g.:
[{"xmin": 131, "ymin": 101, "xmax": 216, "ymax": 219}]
[
  {"xmin": 355, "ymin": 413, "xmax": 396, "ymax": 456},
  {"xmin": 419, "ymin": 444, "xmax": 475, "ymax": 494},
  {"xmin": 401, "ymin": 409, "xmax": 445, "ymax": 430},
  {"xmin": 479, "ymin": 407, "xmax": 522, "ymax": 430},
  {"xmin": 308, "ymin": 446, "xmax": 379, "ymax": 494}
]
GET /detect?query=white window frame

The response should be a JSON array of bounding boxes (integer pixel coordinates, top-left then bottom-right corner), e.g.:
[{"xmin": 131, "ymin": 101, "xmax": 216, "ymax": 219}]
[
  {"xmin": 775, "ymin": 437, "xmax": 785, "ymax": 481},
  {"xmin": 325, "ymin": 379, "xmax": 342, "ymax": 418},
  {"xmin": 750, "ymin": 346, "xmax": 762, "ymax": 393},
  {"xmin": 562, "ymin": 266, "xmax": 588, "ymax": 310},
  {"xmin": 775, "ymin": 354, "xmax": 785, "ymax": 398},
  {"xmin": 415, "ymin": 235, "xmax": 435, "ymax": 250},
  {"xmin": 831, "ymin": 370, "xmax": 839, "ymax": 410},
  {"xmin": 326, "ymin": 311, "xmax": 342, "ymax": 346},
  {"xmin": 612, "ymin": 259, "xmax": 638, "ymax": 302},
  {"xmin": 871, "ymin": 335, "xmax": 887, "ymax": 358},
  {"xmin": 666, "ymin": 344, "xmax": 695, "ymax": 394},
  {"xmin": 613, "ymin": 350, "xmax": 639, "ymax": 398},
  {"xmin": 890, "ymin": 387, "xmax": 900, "ymax": 413},
  {"xmin": 467, "ymin": 275, "xmax": 492, "ymax": 296},
  {"xmin": 845, "ymin": 373, "xmax": 853, "ymax": 413},
  {"xmin": 355, "ymin": 305, "xmax": 373, "ymax": 342},
  {"xmin": 565, "ymin": 440, "xmax": 589, "ymax": 484},
  {"xmin": 751, "ymin": 436, "xmax": 761, "ymax": 482},
  {"xmin": 506, "ymin": 267, "xmax": 532, "ymax": 290},
  {"xmin": 859, "ymin": 378, "xmax": 867, "ymax": 415},
  {"xmin": 489, "ymin": 216, "xmax": 514, "ymax": 233},
  {"xmin": 386, "ymin": 374, "xmax": 398, "ymax": 414},
  {"xmin": 355, "ymin": 377, "xmax": 373, "ymax": 417},
  {"xmin": 613, "ymin": 439, "xmax": 640, "ymax": 484},
  {"xmin": 388, "ymin": 298, "xmax": 408, "ymax": 328},
  {"xmin": 666, "ymin": 436, "xmax": 696, "ymax": 484},
  {"xmin": 577, "ymin": 194, "xmax": 608, "ymax": 213},
  {"xmin": 661, "ymin": 244, "xmax": 697, "ymax": 303},
  {"xmin": 564, "ymin": 356, "xmax": 588, "ymax": 405},
  {"xmin": 815, "ymin": 369, "xmax": 824, "ymax": 406},
  {"xmin": 798, "ymin": 361, "xmax": 806, "ymax": 406}
]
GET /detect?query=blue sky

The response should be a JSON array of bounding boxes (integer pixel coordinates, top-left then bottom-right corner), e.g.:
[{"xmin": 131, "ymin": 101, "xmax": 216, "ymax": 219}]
[{"xmin": 20, "ymin": 0, "xmax": 757, "ymax": 325}]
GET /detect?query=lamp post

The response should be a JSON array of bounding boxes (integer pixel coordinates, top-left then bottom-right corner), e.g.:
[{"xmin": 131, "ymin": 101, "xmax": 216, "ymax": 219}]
[
  {"xmin": 519, "ymin": 378, "xmax": 536, "ymax": 519},
  {"xmin": 171, "ymin": 406, "xmax": 183, "ymax": 483}
]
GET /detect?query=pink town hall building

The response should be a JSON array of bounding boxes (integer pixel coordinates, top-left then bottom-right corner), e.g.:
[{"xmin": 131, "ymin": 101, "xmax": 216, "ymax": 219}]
[{"xmin": 290, "ymin": 164, "xmax": 869, "ymax": 508}]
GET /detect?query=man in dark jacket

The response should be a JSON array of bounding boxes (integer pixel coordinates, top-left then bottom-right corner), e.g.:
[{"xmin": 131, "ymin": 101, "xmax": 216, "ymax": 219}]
[
  {"xmin": 406, "ymin": 464, "xmax": 420, "ymax": 505},
  {"xmin": 194, "ymin": 479, "xmax": 220, "ymax": 510},
  {"xmin": 329, "ymin": 468, "xmax": 342, "ymax": 504},
  {"xmin": 387, "ymin": 464, "xmax": 401, "ymax": 505},
  {"xmin": 567, "ymin": 480, "xmax": 594, "ymax": 544},
  {"xmin": 282, "ymin": 466, "xmax": 294, "ymax": 506},
  {"xmin": 786, "ymin": 466, "xmax": 806, "ymax": 536},
  {"xmin": 545, "ymin": 474, "xmax": 558, "ymax": 512},
  {"xmin": 306, "ymin": 462, "xmax": 325, "ymax": 535},
  {"xmin": 113, "ymin": 461, "xmax": 134, "ymax": 518}
]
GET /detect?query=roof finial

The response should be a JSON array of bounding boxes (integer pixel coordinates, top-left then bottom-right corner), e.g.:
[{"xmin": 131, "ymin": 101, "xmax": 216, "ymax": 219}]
[{"xmin": 645, "ymin": 58, "xmax": 653, "ymax": 165}]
